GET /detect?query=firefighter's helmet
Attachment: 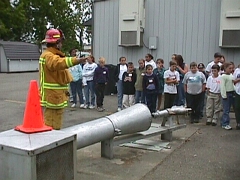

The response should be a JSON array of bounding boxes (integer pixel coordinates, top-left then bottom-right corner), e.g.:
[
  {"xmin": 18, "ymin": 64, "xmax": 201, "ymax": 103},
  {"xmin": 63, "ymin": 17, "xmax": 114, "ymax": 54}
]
[{"xmin": 42, "ymin": 29, "xmax": 65, "ymax": 43}]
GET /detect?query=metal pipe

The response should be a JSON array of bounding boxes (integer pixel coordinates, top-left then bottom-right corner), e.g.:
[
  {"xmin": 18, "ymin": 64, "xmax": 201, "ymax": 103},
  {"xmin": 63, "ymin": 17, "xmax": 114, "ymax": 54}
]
[
  {"xmin": 62, "ymin": 104, "xmax": 152, "ymax": 149},
  {"xmin": 152, "ymin": 106, "xmax": 191, "ymax": 118}
]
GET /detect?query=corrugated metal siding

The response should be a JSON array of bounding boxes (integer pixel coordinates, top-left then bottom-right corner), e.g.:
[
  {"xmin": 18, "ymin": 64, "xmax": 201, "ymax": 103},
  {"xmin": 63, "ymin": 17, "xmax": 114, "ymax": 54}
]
[{"xmin": 93, "ymin": 0, "xmax": 240, "ymax": 66}]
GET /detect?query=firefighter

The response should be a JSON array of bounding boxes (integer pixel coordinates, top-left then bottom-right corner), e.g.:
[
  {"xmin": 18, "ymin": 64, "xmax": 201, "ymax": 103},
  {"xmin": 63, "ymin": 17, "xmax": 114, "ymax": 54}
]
[{"xmin": 39, "ymin": 28, "xmax": 86, "ymax": 129}]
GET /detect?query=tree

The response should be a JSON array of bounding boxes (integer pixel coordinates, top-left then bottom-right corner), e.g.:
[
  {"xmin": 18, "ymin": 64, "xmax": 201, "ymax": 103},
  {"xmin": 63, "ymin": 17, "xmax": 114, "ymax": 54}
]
[
  {"xmin": 0, "ymin": 0, "xmax": 93, "ymax": 53},
  {"xmin": 16, "ymin": 0, "xmax": 83, "ymax": 52},
  {"xmin": 0, "ymin": 0, "xmax": 26, "ymax": 41}
]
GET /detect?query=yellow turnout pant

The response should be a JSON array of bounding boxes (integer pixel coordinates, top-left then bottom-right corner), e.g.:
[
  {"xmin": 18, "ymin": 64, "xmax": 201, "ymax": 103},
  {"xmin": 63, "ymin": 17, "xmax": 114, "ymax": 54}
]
[{"xmin": 44, "ymin": 108, "xmax": 64, "ymax": 130}]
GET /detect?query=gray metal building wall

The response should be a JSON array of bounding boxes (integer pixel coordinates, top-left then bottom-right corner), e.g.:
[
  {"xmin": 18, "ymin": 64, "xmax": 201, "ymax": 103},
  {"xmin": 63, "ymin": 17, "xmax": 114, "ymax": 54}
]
[{"xmin": 93, "ymin": 0, "xmax": 240, "ymax": 66}]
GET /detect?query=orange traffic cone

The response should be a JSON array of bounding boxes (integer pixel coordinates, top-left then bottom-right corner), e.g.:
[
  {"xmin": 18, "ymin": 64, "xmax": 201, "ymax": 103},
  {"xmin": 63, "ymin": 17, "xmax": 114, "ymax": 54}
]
[{"xmin": 15, "ymin": 80, "xmax": 53, "ymax": 133}]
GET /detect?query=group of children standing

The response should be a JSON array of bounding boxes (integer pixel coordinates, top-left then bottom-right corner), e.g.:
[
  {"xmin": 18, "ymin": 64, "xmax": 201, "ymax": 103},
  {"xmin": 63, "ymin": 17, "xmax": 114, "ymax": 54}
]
[
  {"xmin": 68, "ymin": 50, "xmax": 240, "ymax": 131},
  {"xmin": 68, "ymin": 49, "xmax": 109, "ymax": 112},
  {"xmin": 115, "ymin": 52, "xmax": 240, "ymax": 131}
]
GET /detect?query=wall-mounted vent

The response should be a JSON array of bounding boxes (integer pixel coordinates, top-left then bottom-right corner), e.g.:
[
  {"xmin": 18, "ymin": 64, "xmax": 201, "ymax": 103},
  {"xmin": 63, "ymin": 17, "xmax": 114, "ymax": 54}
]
[
  {"xmin": 222, "ymin": 30, "xmax": 240, "ymax": 47},
  {"xmin": 119, "ymin": 0, "xmax": 145, "ymax": 47},
  {"xmin": 219, "ymin": 0, "xmax": 240, "ymax": 48}
]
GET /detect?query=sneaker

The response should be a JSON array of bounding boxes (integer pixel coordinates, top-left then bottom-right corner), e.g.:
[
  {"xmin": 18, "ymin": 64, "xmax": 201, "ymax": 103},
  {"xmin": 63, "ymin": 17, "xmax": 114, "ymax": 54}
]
[
  {"xmin": 97, "ymin": 107, "xmax": 104, "ymax": 112},
  {"xmin": 206, "ymin": 121, "xmax": 211, "ymax": 125},
  {"xmin": 222, "ymin": 125, "xmax": 232, "ymax": 130},
  {"xmin": 117, "ymin": 107, "xmax": 122, "ymax": 112},
  {"xmin": 80, "ymin": 104, "xmax": 85, "ymax": 108},
  {"xmin": 211, "ymin": 122, "xmax": 217, "ymax": 126},
  {"xmin": 89, "ymin": 105, "xmax": 95, "ymax": 109},
  {"xmin": 71, "ymin": 103, "xmax": 76, "ymax": 108},
  {"xmin": 83, "ymin": 105, "xmax": 88, "ymax": 109}
]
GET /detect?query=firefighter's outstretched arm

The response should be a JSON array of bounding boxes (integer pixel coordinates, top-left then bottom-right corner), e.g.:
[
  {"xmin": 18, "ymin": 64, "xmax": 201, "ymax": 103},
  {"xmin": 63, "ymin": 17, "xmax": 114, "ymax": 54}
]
[{"xmin": 45, "ymin": 55, "xmax": 86, "ymax": 71}]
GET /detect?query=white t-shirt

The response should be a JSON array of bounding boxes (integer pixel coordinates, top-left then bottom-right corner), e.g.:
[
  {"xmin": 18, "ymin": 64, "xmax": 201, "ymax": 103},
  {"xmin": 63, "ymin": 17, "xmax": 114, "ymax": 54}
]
[
  {"xmin": 205, "ymin": 61, "xmax": 222, "ymax": 75},
  {"xmin": 206, "ymin": 75, "xmax": 221, "ymax": 93},
  {"xmin": 118, "ymin": 64, "xmax": 127, "ymax": 80},
  {"xmin": 145, "ymin": 59, "xmax": 157, "ymax": 69},
  {"xmin": 233, "ymin": 68, "xmax": 240, "ymax": 95},
  {"xmin": 82, "ymin": 62, "xmax": 98, "ymax": 81},
  {"xmin": 163, "ymin": 69, "xmax": 180, "ymax": 94},
  {"xmin": 182, "ymin": 71, "xmax": 206, "ymax": 94}
]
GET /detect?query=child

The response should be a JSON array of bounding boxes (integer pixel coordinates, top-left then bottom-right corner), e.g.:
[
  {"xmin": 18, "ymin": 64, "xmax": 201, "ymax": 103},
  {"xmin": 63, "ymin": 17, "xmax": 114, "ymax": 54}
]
[
  {"xmin": 220, "ymin": 62, "xmax": 235, "ymax": 130},
  {"xmin": 122, "ymin": 62, "xmax": 136, "ymax": 108},
  {"xmin": 143, "ymin": 65, "xmax": 159, "ymax": 113},
  {"xmin": 69, "ymin": 64, "xmax": 85, "ymax": 108},
  {"xmin": 93, "ymin": 57, "xmax": 109, "ymax": 112},
  {"xmin": 205, "ymin": 65, "xmax": 221, "ymax": 126},
  {"xmin": 153, "ymin": 58, "xmax": 165, "ymax": 110},
  {"xmin": 206, "ymin": 52, "xmax": 223, "ymax": 76},
  {"xmin": 145, "ymin": 53, "xmax": 156, "ymax": 69},
  {"xmin": 135, "ymin": 59, "xmax": 146, "ymax": 104},
  {"xmin": 114, "ymin": 57, "xmax": 128, "ymax": 111},
  {"xmin": 198, "ymin": 63, "xmax": 208, "ymax": 118},
  {"xmin": 183, "ymin": 62, "xmax": 206, "ymax": 123},
  {"xmin": 233, "ymin": 64, "xmax": 240, "ymax": 129},
  {"xmin": 163, "ymin": 61, "xmax": 180, "ymax": 109},
  {"xmin": 174, "ymin": 55, "xmax": 188, "ymax": 106},
  {"xmin": 82, "ymin": 55, "xmax": 98, "ymax": 109}
]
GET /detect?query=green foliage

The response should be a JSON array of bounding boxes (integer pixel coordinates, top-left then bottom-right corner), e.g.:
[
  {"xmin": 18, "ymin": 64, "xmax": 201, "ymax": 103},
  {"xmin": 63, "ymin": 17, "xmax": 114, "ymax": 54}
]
[
  {"xmin": 0, "ymin": 0, "xmax": 27, "ymax": 40},
  {"xmin": 0, "ymin": 0, "xmax": 93, "ymax": 53}
]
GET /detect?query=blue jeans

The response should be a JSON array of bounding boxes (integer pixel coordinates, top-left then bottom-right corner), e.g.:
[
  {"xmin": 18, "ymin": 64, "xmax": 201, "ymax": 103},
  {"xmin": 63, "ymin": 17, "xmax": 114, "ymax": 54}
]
[
  {"xmin": 221, "ymin": 92, "xmax": 235, "ymax": 126},
  {"xmin": 117, "ymin": 80, "xmax": 123, "ymax": 108},
  {"xmin": 84, "ymin": 80, "xmax": 95, "ymax": 106},
  {"xmin": 174, "ymin": 80, "xmax": 185, "ymax": 106},
  {"xmin": 70, "ymin": 79, "xmax": 84, "ymax": 104},
  {"xmin": 135, "ymin": 90, "xmax": 146, "ymax": 104}
]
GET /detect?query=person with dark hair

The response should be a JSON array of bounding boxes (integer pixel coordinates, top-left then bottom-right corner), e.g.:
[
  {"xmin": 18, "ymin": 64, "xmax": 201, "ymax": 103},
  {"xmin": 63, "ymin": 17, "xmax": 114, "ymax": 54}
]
[
  {"xmin": 143, "ymin": 65, "xmax": 159, "ymax": 114},
  {"xmin": 220, "ymin": 62, "xmax": 235, "ymax": 130},
  {"xmin": 39, "ymin": 29, "xmax": 86, "ymax": 129},
  {"xmin": 114, "ymin": 57, "xmax": 128, "ymax": 111},
  {"xmin": 153, "ymin": 58, "xmax": 165, "ymax": 110},
  {"xmin": 163, "ymin": 61, "xmax": 180, "ymax": 109},
  {"xmin": 69, "ymin": 48, "xmax": 76, "ymax": 56},
  {"xmin": 171, "ymin": 54, "xmax": 177, "ymax": 61},
  {"xmin": 161, "ymin": 61, "xmax": 180, "ymax": 126},
  {"xmin": 206, "ymin": 65, "xmax": 221, "ymax": 126},
  {"xmin": 183, "ymin": 62, "xmax": 206, "ymax": 123},
  {"xmin": 82, "ymin": 55, "xmax": 98, "ymax": 109},
  {"xmin": 122, "ymin": 62, "xmax": 136, "ymax": 108},
  {"xmin": 135, "ymin": 59, "xmax": 146, "ymax": 104},
  {"xmin": 174, "ymin": 55, "xmax": 188, "ymax": 106},
  {"xmin": 206, "ymin": 52, "xmax": 223, "ymax": 75},
  {"xmin": 145, "ymin": 53, "xmax": 156, "ymax": 69}
]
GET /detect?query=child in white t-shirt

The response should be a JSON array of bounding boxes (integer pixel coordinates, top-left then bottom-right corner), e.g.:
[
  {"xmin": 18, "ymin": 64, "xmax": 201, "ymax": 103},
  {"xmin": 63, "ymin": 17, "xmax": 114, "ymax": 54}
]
[
  {"xmin": 163, "ymin": 60, "xmax": 180, "ymax": 109},
  {"xmin": 206, "ymin": 64, "xmax": 221, "ymax": 126}
]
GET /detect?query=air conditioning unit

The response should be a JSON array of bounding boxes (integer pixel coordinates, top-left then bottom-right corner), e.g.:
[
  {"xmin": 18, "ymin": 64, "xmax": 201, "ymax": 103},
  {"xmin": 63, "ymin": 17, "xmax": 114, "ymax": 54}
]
[
  {"xmin": 219, "ymin": 0, "xmax": 240, "ymax": 48},
  {"xmin": 119, "ymin": 0, "xmax": 145, "ymax": 47}
]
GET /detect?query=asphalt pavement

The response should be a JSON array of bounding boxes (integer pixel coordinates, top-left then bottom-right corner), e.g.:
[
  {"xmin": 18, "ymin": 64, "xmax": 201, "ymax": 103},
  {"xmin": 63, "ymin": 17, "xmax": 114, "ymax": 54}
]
[{"xmin": 0, "ymin": 72, "xmax": 239, "ymax": 180}]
